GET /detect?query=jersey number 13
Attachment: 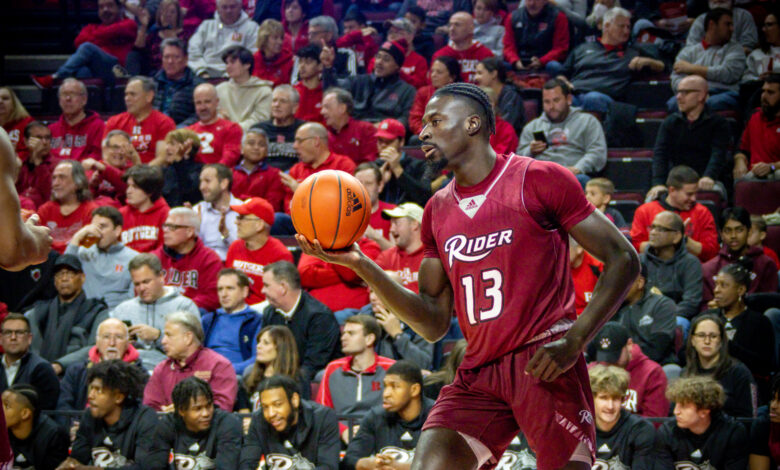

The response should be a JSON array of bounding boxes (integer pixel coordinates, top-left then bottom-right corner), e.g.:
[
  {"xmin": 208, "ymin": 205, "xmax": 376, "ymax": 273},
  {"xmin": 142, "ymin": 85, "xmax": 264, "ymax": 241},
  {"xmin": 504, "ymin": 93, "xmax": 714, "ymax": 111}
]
[{"xmin": 460, "ymin": 268, "xmax": 504, "ymax": 325}]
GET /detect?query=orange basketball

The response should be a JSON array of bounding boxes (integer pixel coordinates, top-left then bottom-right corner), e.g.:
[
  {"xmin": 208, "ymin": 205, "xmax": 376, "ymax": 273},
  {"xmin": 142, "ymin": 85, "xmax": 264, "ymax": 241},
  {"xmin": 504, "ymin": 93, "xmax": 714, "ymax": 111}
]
[{"xmin": 290, "ymin": 170, "xmax": 372, "ymax": 250}]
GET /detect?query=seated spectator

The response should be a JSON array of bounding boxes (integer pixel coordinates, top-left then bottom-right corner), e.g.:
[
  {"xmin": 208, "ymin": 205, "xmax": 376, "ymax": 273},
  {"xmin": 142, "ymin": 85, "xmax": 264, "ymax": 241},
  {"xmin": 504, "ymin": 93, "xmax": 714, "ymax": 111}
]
[
  {"xmin": 65, "ymin": 206, "xmax": 138, "ymax": 309},
  {"xmin": 31, "ymin": 0, "xmax": 136, "ymax": 89},
  {"xmin": 58, "ymin": 318, "xmax": 146, "ymax": 413},
  {"xmin": 3, "ymin": 384, "xmax": 69, "ymax": 469},
  {"xmin": 368, "ymin": 19, "xmax": 428, "ymax": 89},
  {"xmin": 0, "ymin": 87, "xmax": 34, "ymax": 154},
  {"xmin": 240, "ymin": 375, "xmax": 340, "ymax": 470},
  {"xmin": 613, "ymin": 262, "xmax": 678, "ymax": 367},
  {"xmin": 343, "ymin": 361, "xmax": 433, "ymax": 470},
  {"xmin": 318, "ymin": 315, "xmax": 395, "ymax": 442},
  {"xmin": 83, "ymin": 129, "xmax": 139, "ymax": 204},
  {"xmin": 642, "ymin": 211, "xmax": 703, "ymax": 321},
  {"xmin": 27, "ymin": 253, "xmax": 110, "ymax": 374},
  {"xmin": 226, "ymin": 197, "xmax": 293, "ymax": 303},
  {"xmin": 584, "ymin": 178, "xmax": 628, "ymax": 230},
  {"xmin": 740, "ymin": 11, "xmax": 780, "ymax": 113},
  {"xmin": 323, "ymin": 39, "xmax": 416, "ymax": 127},
  {"xmin": 232, "ymin": 129, "xmax": 285, "ymax": 210},
  {"xmin": 503, "ymin": 0, "xmax": 569, "ymax": 73},
  {"xmin": 217, "ymin": 45, "xmax": 273, "ymax": 131},
  {"xmin": 112, "ymin": 253, "xmax": 200, "ymax": 369},
  {"xmin": 293, "ymin": 44, "xmax": 326, "ymax": 124},
  {"xmin": 252, "ymin": 85, "xmax": 307, "ymax": 171},
  {"xmin": 403, "ymin": 5, "xmax": 435, "ymax": 63},
  {"xmin": 656, "ymin": 376, "xmax": 749, "ymax": 467},
  {"xmin": 687, "ymin": 0, "xmax": 758, "ymax": 52},
  {"xmin": 482, "ymin": 87, "xmax": 519, "ymax": 154},
  {"xmin": 473, "ymin": 0, "xmax": 506, "ymax": 59},
  {"xmin": 16, "ymin": 122, "xmax": 56, "ymax": 209},
  {"xmin": 649, "ymin": 76, "xmax": 731, "ymax": 201},
  {"xmin": 518, "ymin": 78, "xmax": 607, "ymax": 181},
  {"xmin": 433, "ymin": 12, "xmax": 494, "ymax": 83},
  {"xmin": 0, "ymin": 314, "xmax": 60, "ymax": 411},
  {"xmin": 153, "ymin": 207, "xmax": 222, "ymax": 311},
  {"xmin": 253, "ymin": 19, "xmax": 294, "ymax": 87},
  {"xmin": 375, "ymin": 120, "xmax": 432, "ymax": 207},
  {"xmin": 37, "ymin": 160, "xmax": 99, "ymax": 253},
  {"xmin": 409, "ymin": 56, "xmax": 461, "ymax": 135},
  {"xmin": 194, "ymin": 164, "xmax": 241, "ymax": 260},
  {"xmin": 422, "ymin": 339, "xmax": 467, "ymax": 400},
  {"xmin": 377, "ymin": 203, "xmax": 424, "ymax": 293},
  {"xmin": 356, "ymin": 163, "xmax": 395, "ymax": 249},
  {"xmin": 153, "ymin": 38, "xmax": 204, "ymax": 126},
  {"xmin": 338, "ymin": 11, "xmax": 377, "ymax": 73},
  {"xmin": 705, "ymin": 262, "xmax": 775, "ymax": 401},
  {"xmin": 104, "ymin": 76, "xmax": 176, "ymax": 163},
  {"xmin": 132, "ymin": 0, "xmax": 192, "ymax": 74},
  {"xmin": 474, "ymin": 57, "xmax": 525, "ymax": 134},
  {"xmin": 322, "ymin": 88, "xmax": 378, "ymax": 165},
  {"xmin": 588, "ymin": 365, "xmax": 654, "ymax": 468},
  {"xmin": 187, "ymin": 83, "xmax": 243, "ymax": 166},
  {"xmin": 59, "ymin": 360, "xmax": 156, "ymax": 468},
  {"xmin": 733, "ymin": 74, "xmax": 780, "ymax": 181},
  {"xmin": 592, "ymin": 323, "xmax": 670, "ymax": 417},
  {"xmin": 703, "ymin": 207, "xmax": 779, "ymax": 304},
  {"xmin": 631, "ymin": 165, "xmax": 719, "ymax": 262},
  {"xmin": 682, "ymin": 313, "xmax": 757, "ymax": 418},
  {"xmin": 298, "ymin": 15, "xmax": 358, "ymax": 82},
  {"xmin": 569, "ymin": 236, "xmax": 603, "ymax": 316},
  {"xmin": 243, "ymin": 325, "xmax": 303, "ymax": 408},
  {"xmin": 49, "ymin": 78, "xmax": 105, "ymax": 162},
  {"xmin": 187, "ymin": 0, "xmax": 259, "ymax": 78},
  {"xmin": 260, "ymin": 261, "xmax": 341, "ymax": 383},
  {"xmin": 749, "ymin": 374, "xmax": 780, "ymax": 466},
  {"xmin": 143, "ymin": 311, "xmax": 237, "ymax": 411},
  {"xmin": 201, "ymin": 269, "xmax": 262, "ymax": 374},
  {"xmin": 670, "ymin": 8, "xmax": 746, "ymax": 112},
  {"xmin": 148, "ymin": 377, "xmax": 243, "ymax": 469},
  {"xmin": 561, "ymin": 8, "xmax": 665, "ymax": 113},
  {"xmin": 158, "ymin": 129, "xmax": 203, "ymax": 208},
  {"xmin": 749, "ymin": 214, "xmax": 780, "ymax": 269},
  {"xmin": 119, "ymin": 164, "xmax": 170, "ymax": 252},
  {"xmin": 281, "ymin": 0, "xmax": 309, "ymax": 53}
]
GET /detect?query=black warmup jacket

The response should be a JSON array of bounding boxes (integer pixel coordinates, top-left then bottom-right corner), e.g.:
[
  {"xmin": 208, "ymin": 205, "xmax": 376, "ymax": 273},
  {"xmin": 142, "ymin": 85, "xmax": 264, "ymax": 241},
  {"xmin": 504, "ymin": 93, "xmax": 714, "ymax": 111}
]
[
  {"xmin": 595, "ymin": 409, "xmax": 655, "ymax": 470},
  {"xmin": 8, "ymin": 413, "xmax": 69, "ymax": 470}
]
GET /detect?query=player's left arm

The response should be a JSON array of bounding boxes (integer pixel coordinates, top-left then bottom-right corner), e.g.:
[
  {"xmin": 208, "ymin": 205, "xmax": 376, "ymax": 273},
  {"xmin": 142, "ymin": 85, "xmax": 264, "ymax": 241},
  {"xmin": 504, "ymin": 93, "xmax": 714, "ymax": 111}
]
[{"xmin": 527, "ymin": 210, "xmax": 640, "ymax": 381}]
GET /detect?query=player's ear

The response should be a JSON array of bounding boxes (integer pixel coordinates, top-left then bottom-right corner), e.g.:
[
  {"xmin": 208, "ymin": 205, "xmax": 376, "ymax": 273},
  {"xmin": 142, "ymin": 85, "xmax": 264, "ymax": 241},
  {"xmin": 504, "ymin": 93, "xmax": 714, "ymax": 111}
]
[{"xmin": 466, "ymin": 115, "xmax": 481, "ymax": 136}]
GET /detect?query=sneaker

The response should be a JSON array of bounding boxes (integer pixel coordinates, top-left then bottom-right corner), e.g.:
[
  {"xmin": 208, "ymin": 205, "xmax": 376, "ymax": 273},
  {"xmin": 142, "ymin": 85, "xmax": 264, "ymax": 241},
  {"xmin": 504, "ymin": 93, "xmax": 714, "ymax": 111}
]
[
  {"xmin": 112, "ymin": 64, "xmax": 129, "ymax": 78},
  {"xmin": 31, "ymin": 74, "xmax": 55, "ymax": 89}
]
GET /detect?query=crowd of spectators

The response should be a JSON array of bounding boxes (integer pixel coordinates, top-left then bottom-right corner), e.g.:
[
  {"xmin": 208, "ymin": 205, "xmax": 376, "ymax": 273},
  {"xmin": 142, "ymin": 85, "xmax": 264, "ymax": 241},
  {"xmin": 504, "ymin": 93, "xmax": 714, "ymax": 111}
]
[{"xmin": 2, "ymin": 0, "xmax": 780, "ymax": 466}]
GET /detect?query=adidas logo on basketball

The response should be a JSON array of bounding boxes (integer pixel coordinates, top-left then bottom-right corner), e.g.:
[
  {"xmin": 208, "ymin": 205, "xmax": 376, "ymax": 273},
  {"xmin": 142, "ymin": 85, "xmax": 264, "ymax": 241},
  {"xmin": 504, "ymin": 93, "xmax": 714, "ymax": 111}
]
[{"xmin": 345, "ymin": 188, "xmax": 363, "ymax": 216}]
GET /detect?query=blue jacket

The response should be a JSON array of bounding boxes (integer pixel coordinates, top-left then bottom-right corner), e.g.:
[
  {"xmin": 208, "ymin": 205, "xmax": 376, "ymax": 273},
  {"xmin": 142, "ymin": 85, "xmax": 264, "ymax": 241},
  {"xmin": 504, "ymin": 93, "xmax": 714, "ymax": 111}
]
[{"xmin": 202, "ymin": 306, "xmax": 262, "ymax": 374}]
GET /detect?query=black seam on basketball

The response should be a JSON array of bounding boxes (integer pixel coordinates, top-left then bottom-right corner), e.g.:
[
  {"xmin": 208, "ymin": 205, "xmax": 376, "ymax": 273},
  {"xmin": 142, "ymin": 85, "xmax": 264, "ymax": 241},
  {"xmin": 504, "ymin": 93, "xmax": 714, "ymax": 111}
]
[
  {"xmin": 346, "ymin": 181, "xmax": 369, "ymax": 247},
  {"xmin": 309, "ymin": 175, "xmax": 318, "ymax": 242},
  {"xmin": 331, "ymin": 173, "xmax": 343, "ymax": 250}
]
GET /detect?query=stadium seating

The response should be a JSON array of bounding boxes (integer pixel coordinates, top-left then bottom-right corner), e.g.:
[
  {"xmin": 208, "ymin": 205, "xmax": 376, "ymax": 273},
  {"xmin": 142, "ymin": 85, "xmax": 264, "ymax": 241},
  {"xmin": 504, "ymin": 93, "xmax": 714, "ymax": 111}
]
[{"xmin": 735, "ymin": 180, "xmax": 780, "ymax": 215}]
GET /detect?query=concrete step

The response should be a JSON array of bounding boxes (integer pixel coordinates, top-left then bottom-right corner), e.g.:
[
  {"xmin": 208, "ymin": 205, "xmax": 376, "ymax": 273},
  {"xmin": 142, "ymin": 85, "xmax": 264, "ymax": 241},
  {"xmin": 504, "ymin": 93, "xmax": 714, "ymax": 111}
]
[{"xmin": 6, "ymin": 55, "xmax": 70, "ymax": 74}]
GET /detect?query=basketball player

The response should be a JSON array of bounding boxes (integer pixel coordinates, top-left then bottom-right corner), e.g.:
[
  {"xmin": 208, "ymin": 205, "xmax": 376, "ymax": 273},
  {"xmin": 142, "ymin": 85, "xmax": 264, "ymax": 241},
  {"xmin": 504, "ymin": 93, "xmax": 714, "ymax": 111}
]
[{"xmin": 296, "ymin": 83, "xmax": 640, "ymax": 470}]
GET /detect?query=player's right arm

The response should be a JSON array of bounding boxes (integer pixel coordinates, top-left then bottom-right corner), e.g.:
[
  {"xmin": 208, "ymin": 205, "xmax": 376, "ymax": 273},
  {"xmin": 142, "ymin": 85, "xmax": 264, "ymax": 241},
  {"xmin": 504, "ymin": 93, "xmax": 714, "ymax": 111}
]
[
  {"xmin": 296, "ymin": 236, "xmax": 453, "ymax": 342},
  {"xmin": 0, "ymin": 128, "xmax": 52, "ymax": 271}
]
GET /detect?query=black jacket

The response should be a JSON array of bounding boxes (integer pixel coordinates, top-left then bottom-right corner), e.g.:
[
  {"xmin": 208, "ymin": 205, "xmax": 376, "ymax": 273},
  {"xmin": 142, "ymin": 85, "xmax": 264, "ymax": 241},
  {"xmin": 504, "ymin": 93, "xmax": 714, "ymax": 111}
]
[
  {"xmin": 654, "ymin": 410, "xmax": 749, "ymax": 469},
  {"xmin": 71, "ymin": 402, "xmax": 159, "ymax": 469},
  {"xmin": 377, "ymin": 153, "xmax": 432, "ymax": 207},
  {"xmin": 57, "ymin": 358, "xmax": 147, "ymax": 414},
  {"xmin": 162, "ymin": 157, "xmax": 203, "ymax": 208},
  {"xmin": 240, "ymin": 399, "xmax": 340, "ymax": 470},
  {"xmin": 0, "ymin": 351, "xmax": 60, "ymax": 410},
  {"xmin": 262, "ymin": 292, "xmax": 341, "ymax": 383},
  {"xmin": 642, "ymin": 242, "xmax": 703, "ymax": 320},
  {"xmin": 8, "ymin": 413, "xmax": 69, "ymax": 470},
  {"xmin": 508, "ymin": 4, "xmax": 563, "ymax": 64},
  {"xmin": 595, "ymin": 409, "xmax": 655, "ymax": 470},
  {"xmin": 153, "ymin": 67, "xmax": 205, "ymax": 125},
  {"xmin": 0, "ymin": 250, "xmax": 58, "ymax": 312},
  {"xmin": 498, "ymin": 84, "xmax": 526, "ymax": 135},
  {"xmin": 252, "ymin": 118, "xmax": 307, "ymax": 171},
  {"xmin": 614, "ymin": 288, "xmax": 678, "ymax": 365},
  {"xmin": 323, "ymin": 71, "xmax": 416, "ymax": 128},
  {"xmin": 343, "ymin": 398, "xmax": 434, "ymax": 470},
  {"xmin": 694, "ymin": 360, "xmax": 757, "ymax": 419},
  {"xmin": 147, "ymin": 408, "xmax": 243, "ymax": 470}
]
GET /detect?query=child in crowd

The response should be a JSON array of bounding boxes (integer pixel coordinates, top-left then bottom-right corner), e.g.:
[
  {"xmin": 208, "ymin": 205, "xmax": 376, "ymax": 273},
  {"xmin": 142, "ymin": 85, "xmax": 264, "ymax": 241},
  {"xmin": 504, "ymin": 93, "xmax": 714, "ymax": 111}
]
[{"xmin": 585, "ymin": 178, "xmax": 629, "ymax": 231}]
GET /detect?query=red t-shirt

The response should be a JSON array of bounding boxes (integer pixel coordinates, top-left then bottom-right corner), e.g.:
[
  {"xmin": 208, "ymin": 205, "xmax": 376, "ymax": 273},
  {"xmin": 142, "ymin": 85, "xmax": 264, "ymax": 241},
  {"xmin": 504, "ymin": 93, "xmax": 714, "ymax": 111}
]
[
  {"xmin": 630, "ymin": 200, "xmax": 719, "ymax": 262},
  {"xmin": 225, "ymin": 237, "xmax": 294, "ymax": 304},
  {"xmin": 285, "ymin": 153, "xmax": 357, "ymax": 212},
  {"xmin": 104, "ymin": 111, "xmax": 175, "ymax": 163},
  {"xmin": 369, "ymin": 200, "xmax": 396, "ymax": 241},
  {"xmin": 188, "ymin": 118, "xmax": 243, "ymax": 167},
  {"xmin": 232, "ymin": 163, "xmax": 286, "ymax": 212},
  {"xmin": 421, "ymin": 154, "xmax": 594, "ymax": 369},
  {"xmin": 376, "ymin": 245, "xmax": 425, "ymax": 293},
  {"xmin": 294, "ymin": 82, "xmax": 325, "ymax": 124},
  {"xmin": 432, "ymin": 42, "xmax": 494, "ymax": 84},
  {"xmin": 37, "ymin": 200, "xmax": 99, "ymax": 253},
  {"xmin": 119, "ymin": 198, "xmax": 170, "ymax": 253},
  {"xmin": 49, "ymin": 112, "xmax": 105, "ymax": 161},
  {"xmin": 4, "ymin": 116, "xmax": 34, "ymax": 155},
  {"xmin": 327, "ymin": 118, "xmax": 378, "ymax": 165},
  {"xmin": 571, "ymin": 251, "xmax": 602, "ymax": 316},
  {"xmin": 739, "ymin": 111, "xmax": 780, "ymax": 167}
]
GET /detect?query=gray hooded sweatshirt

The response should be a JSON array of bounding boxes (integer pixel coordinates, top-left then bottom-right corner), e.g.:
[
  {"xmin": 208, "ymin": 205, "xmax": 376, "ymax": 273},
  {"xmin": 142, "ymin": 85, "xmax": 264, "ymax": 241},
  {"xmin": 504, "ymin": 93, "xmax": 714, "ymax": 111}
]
[
  {"xmin": 65, "ymin": 242, "xmax": 138, "ymax": 310},
  {"xmin": 641, "ymin": 241, "xmax": 703, "ymax": 320}
]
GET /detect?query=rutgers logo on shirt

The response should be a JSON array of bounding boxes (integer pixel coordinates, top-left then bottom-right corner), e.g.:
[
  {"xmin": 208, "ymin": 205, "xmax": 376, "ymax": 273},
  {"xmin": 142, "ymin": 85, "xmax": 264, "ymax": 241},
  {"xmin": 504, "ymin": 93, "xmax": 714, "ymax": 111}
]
[
  {"xmin": 130, "ymin": 126, "xmax": 152, "ymax": 153},
  {"xmin": 165, "ymin": 268, "xmax": 200, "ymax": 289},
  {"xmin": 197, "ymin": 132, "xmax": 216, "ymax": 154},
  {"xmin": 233, "ymin": 260, "xmax": 265, "ymax": 276},
  {"xmin": 122, "ymin": 225, "xmax": 160, "ymax": 243}
]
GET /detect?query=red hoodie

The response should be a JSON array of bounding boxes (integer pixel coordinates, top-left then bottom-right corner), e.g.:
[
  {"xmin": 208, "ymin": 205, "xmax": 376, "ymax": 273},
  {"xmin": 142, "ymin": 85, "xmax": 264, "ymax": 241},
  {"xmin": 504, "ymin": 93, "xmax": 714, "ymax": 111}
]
[
  {"xmin": 74, "ymin": 18, "xmax": 137, "ymax": 66},
  {"xmin": 153, "ymin": 238, "xmax": 223, "ymax": 311},
  {"xmin": 409, "ymin": 85, "xmax": 435, "ymax": 135},
  {"xmin": 253, "ymin": 36, "xmax": 294, "ymax": 87},
  {"xmin": 49, "ymin": 111, "xmax": 105, "ymax": 161},
  {"xmin": 624, "ymin": 343, "xmax": 669, "ymax": 418},
  {"xmin": 294, "ymin": 81, "xmax": 325, "ymax": 124},
  {"xmin": 104, "ymin": 110, "xmax": 175, "ymax": 163},
  {"xmin": 327, "ymin": 118, "xmax": 378, "ymax": 165},
  {"xmin": 3, "ymin": 116, "xmax": 34, "ymax": 155},
  {"xmin": 120, "ymin": 198, "xmax": 170, "ymax": 253}
]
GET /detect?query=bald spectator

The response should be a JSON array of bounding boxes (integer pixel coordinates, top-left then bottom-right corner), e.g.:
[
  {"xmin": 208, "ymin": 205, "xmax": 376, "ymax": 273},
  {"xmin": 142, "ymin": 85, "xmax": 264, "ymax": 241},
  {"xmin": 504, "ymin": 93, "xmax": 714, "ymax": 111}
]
[
  {"xmin": 503, "ymin": 0, "xmax": 570, "ymax": 73},
  {"xmin": 153, "ymin": 38, "xmax": 204, "ymax": 125},
  {"xmin": 187, "ymin": 83, "xmax": 244, "ymax": 167},
  {"xmin": 187, "ymin": 0, "xmax": 259, "ymax": 78},
  {"xmin": 433, "ymin": 12, "xmax": 494, "ymax": 83},
  {"xmin": 252, "ymin": 85, "xmax": 307, "ymax": 172},
  {"xmin": 36, "ymin": 160, "xmax": 98, "ymax": 253},
  {"xmin": 16, "ymin": 122, "xmax": 57, "ymax": 209},
  {"xmin": 670, "ymin": 8, "xmax": 746, "ymax": 112},
  {"xmin": 216, "ymin": 45, "xmax": 273, "ymax": 131},
  {"xmin": 49, "ymin": 78, "xmax": 105, "ymax": 162},
  {"xmin": 321, "ymin": 88, "xmax": 378, "ymax": 165},
  {"xmin": 104, "ymin": 76, "xmax": 176, "ymax": 163}
]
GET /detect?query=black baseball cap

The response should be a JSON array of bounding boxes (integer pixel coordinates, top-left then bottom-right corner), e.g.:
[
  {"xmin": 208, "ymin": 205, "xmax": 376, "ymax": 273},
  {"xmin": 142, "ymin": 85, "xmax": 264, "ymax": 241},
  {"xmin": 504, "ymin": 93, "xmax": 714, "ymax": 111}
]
[
  {"xmin": 54, "ymin": 254, "xmax": 83, "ymax": 273},
  {"xmin": 593, "ymin": 322, "xmax": 630, "ymax": 364}
]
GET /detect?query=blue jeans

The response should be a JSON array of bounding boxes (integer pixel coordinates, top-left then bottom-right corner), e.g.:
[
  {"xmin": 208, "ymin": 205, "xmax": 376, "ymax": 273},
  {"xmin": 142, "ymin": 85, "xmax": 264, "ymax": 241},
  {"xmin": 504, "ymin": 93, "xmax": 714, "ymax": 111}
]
[
  {"xmin": 56, "ymin": 42, "xmax": 118, "ymax": 86},
  {"xmin": 676, "ymin": 316, "xmax": 691, "ymax": 343},
  {"xmin": 270, "ymin": 212, "xmax": 295, "ymax": 236},
  {"xmin": 667, "ymin": 88, "xmax": 739, "ymax": 112},
  {"xmin": 572, "ymin": 91, "xmax": 614, "ymax": 114}
]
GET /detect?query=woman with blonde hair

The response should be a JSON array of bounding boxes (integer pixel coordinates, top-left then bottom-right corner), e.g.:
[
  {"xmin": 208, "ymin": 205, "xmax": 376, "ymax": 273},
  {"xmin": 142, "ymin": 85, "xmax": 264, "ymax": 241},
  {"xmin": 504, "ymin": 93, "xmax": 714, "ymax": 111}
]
[
  {"xmin": 0, "ymin": 87, "xmax": 33, "ymax": 153},
  {"xmin": 253, "ymin": 19, "xmax": 294, "ymax": 86}
]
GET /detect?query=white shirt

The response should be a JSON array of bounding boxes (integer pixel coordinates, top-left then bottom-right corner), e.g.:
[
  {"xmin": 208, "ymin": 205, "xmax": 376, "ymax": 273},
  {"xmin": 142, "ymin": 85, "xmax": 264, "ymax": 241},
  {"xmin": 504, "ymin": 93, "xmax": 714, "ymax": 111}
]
[
  {"xmin": 194, "ymin": 194, "xmax": 243, "ymax": 261},
  {"xmin": 2, "ymin": 355, "xmax": 21, "ymax": 385}
]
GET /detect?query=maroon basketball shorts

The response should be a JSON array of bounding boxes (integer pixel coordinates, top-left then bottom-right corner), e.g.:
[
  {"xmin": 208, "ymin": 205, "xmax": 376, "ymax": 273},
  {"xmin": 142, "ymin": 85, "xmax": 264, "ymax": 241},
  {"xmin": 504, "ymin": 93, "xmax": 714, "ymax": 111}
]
[{"xmin": 423, "ymin": 334, "xmax": 596, "ymax": 470}]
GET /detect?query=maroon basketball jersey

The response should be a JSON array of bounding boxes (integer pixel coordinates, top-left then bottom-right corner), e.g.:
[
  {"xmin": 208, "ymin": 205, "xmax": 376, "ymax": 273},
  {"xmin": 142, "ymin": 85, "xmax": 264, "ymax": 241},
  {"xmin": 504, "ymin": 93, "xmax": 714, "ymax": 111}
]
[{"xmin": 421, "ymin": 154, "xmax": 595, "ymax": 369}]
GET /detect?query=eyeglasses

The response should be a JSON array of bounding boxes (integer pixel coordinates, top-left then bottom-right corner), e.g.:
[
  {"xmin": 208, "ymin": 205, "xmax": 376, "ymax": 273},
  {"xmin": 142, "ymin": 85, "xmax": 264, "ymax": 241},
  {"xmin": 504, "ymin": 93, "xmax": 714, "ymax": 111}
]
[
  {"xmin": 692, "ymin": 332, "xmax": 720, "ymax": 342},
  {"xmin": 98, "ymin": 334, "xmax": 128, "ymax": 342},
  {"xmin": 163, "ymin": 223, "xmax": 191, "ymax": 231},
  {"xmin": 648, "ymin": 224, "xmax": 677, "ymax": 233},
  {"xmin": 1, "ymin": 330, "xmax": 29, "ymax": 338},
  {"xmin": 293, "ymin": 136, "xmax": 318, "ymax": 144}
]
